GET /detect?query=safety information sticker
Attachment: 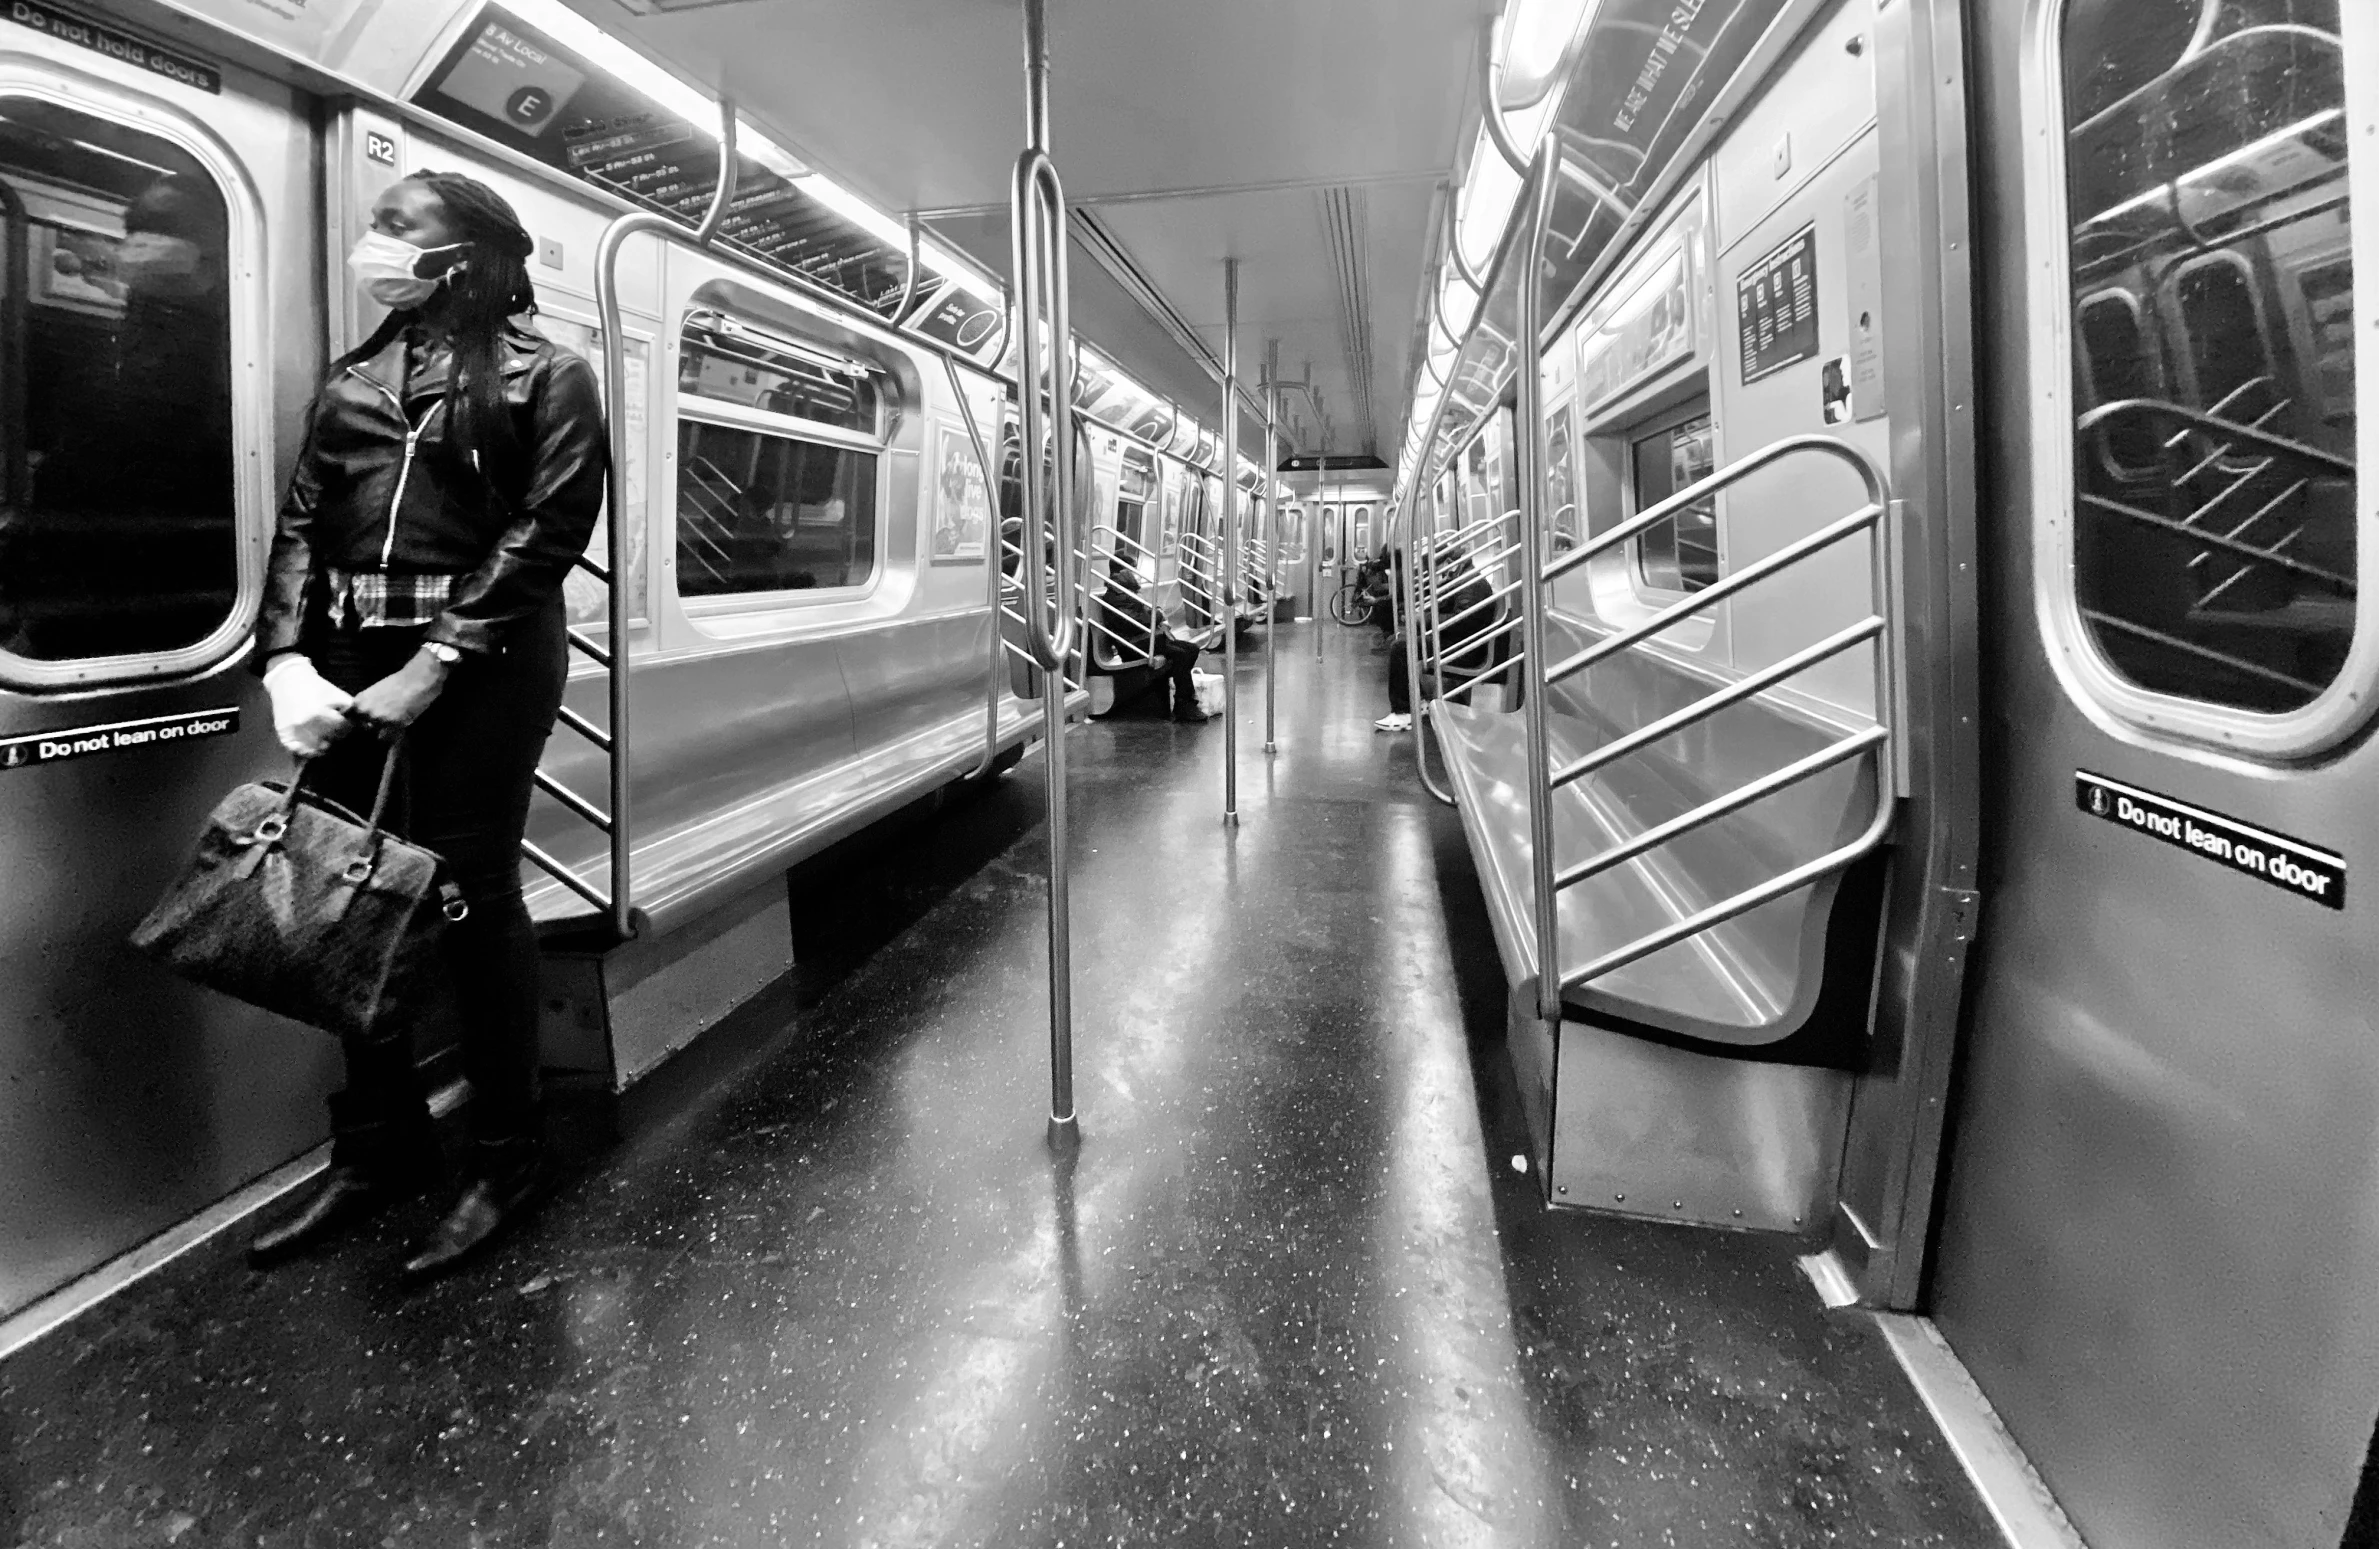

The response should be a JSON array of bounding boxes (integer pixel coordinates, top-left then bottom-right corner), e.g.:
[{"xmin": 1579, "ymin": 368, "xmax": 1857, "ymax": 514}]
[
  {"xmin": 2076, "ymin": 770, "xmax": 2343, "ymax": 910},
  {"xmin": 1, "ymin": 707, "xmax": 239, "ymax": 772}
]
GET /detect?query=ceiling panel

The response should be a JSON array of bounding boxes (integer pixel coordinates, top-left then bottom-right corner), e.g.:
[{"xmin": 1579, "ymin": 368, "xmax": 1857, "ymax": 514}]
[{"xmin": 565, "ymin": 0, "xmax": 1490, "ymax": 463}]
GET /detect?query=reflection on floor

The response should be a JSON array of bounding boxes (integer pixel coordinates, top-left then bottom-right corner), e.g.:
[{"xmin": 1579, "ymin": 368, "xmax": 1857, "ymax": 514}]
[{"xmin": 0, "ymin": 623, "xmax": 1995, "ymax": 1547}]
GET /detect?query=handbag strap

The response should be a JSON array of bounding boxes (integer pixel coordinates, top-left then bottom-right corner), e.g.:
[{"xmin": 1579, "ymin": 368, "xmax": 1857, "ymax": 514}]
[{"xmin": 257, "ymin": 737, "xmax": 404, "ymax": 848}]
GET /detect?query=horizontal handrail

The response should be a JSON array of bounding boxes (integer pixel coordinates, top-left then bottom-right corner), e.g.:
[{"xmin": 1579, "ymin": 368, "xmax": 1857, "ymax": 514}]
[
  {"xmin": 1544, "ymin": 501, "xmax": 1883, "ymax": 687},
  {"xmin": 1558, "ymin": 803, "xmax": 1893, "ymax": 992},
  {"xmin": 1553, "ymin": 725, "xmax": 1887, "ymax": 892},
  {"xmin": 1427, "ymin": 576, "xmax": 1522, "ymax": 639},
  {"xmin": 1544, "ymin": 433, "xmax": 1885, "ymax": 585},
  {"xmin": 2081, "ymin": 397, "xmax": 2355, "ymax": 481},
  {"xmin": 534, "ymin": 768, "xmax": 613, "ymax": 832},
  {"xmin": 2082, "ymin": 489, "xmax": 2351, "ymax": 591},
  {"xmin": 522, "ymin": 838, "xmax": 610, "ymax": 914},
  {"xmin": 1552, "ymin": 617, "xmax": 1885, "ymax": 791},
  {"xmin": 1437, "ymin": 610, "xmax": 1522, "ymax": 661},
  {"xmin": 565, "ymin": 628, "xmax": 612, "ymax": 669},
  {"xmin": 553, "ymin": 704, "xmax": 614, "ymax": 754},
  {"xmin": 1515, "ymin": 430, "xmax": 1898, "ymax": 1001}
]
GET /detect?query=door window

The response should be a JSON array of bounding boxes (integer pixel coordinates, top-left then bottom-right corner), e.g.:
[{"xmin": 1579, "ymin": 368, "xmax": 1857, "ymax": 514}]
[
  {"xmin": 1632, "ymin": 409, "xmax": 1719, "ymax": 594},
  {"xmin": 0, "ymin": 98, "xmax": 241, "ymax": 672},
  {"xmin": 2056, "ymin": 0, "xmax": 2356, "ymax": 720}
]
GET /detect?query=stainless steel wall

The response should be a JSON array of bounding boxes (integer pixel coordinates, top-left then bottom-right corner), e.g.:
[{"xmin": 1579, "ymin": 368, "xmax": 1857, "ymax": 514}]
[
  {"xmin": 0, "ymin": 45, "xmax": 334, "ymax": 1318},
  {"xmin": 1935, "ymin": 4, "xmax": 2379, "ymax": 1545}
]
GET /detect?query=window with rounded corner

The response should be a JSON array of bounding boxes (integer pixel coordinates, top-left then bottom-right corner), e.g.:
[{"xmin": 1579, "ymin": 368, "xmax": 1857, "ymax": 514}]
[
  {"xmin": 2057, "ymin": 0, "xmax": 2356, "ymax": 719},
  {"xmin": 1632, "ymin": 407, "xmax": 1719, "ymax": 594},
  {"xmin": 675, "ymin": 309, "xmax": 887, "ymax": 600},
  {"xmin": 0, "ymin": 97, "xmax": 240, "ymax": 670},
  {"xmin": 1546, "ymin": 407, "xmax": 1579, "ymax": 556}
]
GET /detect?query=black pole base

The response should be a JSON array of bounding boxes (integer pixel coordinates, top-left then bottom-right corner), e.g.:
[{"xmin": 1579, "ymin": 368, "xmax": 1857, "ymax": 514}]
[{"xmin": 1046, "ymin": 1113, "xmax": 1081, "ymax": 1154}]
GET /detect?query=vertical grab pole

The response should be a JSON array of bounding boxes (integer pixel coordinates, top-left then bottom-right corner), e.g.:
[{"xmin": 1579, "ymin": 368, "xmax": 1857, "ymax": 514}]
[
  {"xmin": 1403, "ymin": 472, "xmax": 1454, "ymax": 806},
  {"xmin": 1220, "ymin": 257, "xmax": 1241, "ymax": 826},
  {"xmin": 591, "ymin": 98, "xmax": 739, "ymax": 939},
  {"xmin": 1013, "ymin": 0, "xmax": 1079, "ymax": 1149},
  {"xmin": 1514, "ymin": 149, "xmax": 1561, "ymax": 1026},
  {"xmin": 1262, "ymin": 338, "xmax": 1280, "ymax": 755}
]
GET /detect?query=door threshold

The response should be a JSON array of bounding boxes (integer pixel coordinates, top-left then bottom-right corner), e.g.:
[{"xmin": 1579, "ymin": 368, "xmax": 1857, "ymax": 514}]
[
  {"xmin": 1866, "ymin": 1306, "xmax": 2091, "ymax": 1549},
  {"xmin": 0, "ymin": 1079, "xmax": 468, "ymax": 1364}
]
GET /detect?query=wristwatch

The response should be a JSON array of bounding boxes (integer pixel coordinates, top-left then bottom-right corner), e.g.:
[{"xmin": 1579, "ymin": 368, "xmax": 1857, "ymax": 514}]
[{"xmin": 422, "ymin": 641, "xmax": 463, "ymax": 667}]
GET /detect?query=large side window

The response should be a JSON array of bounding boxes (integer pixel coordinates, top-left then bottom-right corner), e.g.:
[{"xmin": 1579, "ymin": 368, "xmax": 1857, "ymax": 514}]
[
  {"xmin": 1632, "ymin": 407, "xmax": 1719, "ymax": 593},
  {"xmin": 2058, "ymin": 0, "xmax": 2355, "ymax": 717},
  {"xmin": 674, "ymin": 309, "xmax": 884, "ymax": 600},
  {"xmin": 1113, "ymin": 446, "xmax": 1156, "ymax": 579},
  {"xmin": 0, "ymin": 97, "xmax": 239, "ymax": 668}
]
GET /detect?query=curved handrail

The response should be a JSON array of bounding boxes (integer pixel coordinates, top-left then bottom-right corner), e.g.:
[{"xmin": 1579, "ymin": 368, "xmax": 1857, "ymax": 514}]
[
  {"xmin": 897, "ymin": 212, "xmax": 924, "ymax": 325},
  {"xmin": 1010, "ymin": 147, "xmax": 1078, "ymax": 672},
  {"xmin": 1479, "ymin": 22, "xmax": 1532, "ymax": 175},
  {"xmin": 2078, "ymin": 397, "xmax": 2357, "ymax": 481},
  {"xmin": 572, "ymin": 101, "xmax": 740, "ymax": 940},
  {"xmin": 1403, "ymin": 493, "xmax": 1456, "ymax": 805},
  {"xmin": 1526, "ymin": 430, "xmax": 1899, "ymax": 1000},
  {"xmin": 1446, "ymin": 228, "xmax": 1485, "ymax": 294},
  {"xmin": 1544, "ymin": 432, "xmax": 1889, "ymax": 585},
  {"xmin": 946, "ymin": 353, "xmax": 1008, "ymax": 780}
]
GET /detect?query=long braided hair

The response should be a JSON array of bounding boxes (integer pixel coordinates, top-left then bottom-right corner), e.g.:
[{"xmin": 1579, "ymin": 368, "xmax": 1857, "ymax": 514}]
[{"xmin": 335, "ymin": 170, "xmax": 539, "ymax": 490}]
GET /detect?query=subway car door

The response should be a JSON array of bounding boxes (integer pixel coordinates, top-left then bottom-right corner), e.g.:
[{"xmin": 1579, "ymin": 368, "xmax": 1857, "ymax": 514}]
[
  {"xmin": 0, "ymin": 28, "xmax": 329, "ymax": 1316},
  {"xmin": 1940, "ymin": 4, "xmax": 2378, "ymax": 1547}
]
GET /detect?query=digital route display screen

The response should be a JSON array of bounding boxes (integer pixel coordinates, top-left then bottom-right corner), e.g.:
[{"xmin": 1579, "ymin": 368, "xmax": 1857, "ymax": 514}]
[{"xmin": 413, "ymin": 5, "xmax": 908, "ymax": 317}]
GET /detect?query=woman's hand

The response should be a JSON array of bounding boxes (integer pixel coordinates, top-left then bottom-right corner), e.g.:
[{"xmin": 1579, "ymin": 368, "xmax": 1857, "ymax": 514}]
[
  {"xmin": 262, "ymin": 654, "xmax": 355, "ymax": 757},
  {"xmin": 345, "ymin": 648, "xmax": 451, "ymax": 738}
]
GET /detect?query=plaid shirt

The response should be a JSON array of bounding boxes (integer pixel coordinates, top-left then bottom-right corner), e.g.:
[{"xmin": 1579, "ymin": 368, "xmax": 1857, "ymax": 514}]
[{"xmin": 325, "ymin": 568, "xmax": 461, "ymax": 629}]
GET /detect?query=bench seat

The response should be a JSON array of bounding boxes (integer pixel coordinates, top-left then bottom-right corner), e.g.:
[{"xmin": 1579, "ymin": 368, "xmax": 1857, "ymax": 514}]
[
  {"xmin": 527, "ymin": 690, "xmax": 1076, "ymax": 939},
  {"xmin": 1432, "ymin": 617, "xmax": 1884, "ymax": 1051}
]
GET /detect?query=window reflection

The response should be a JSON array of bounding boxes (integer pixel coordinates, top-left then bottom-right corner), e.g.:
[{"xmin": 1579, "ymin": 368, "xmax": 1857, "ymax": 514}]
[
  {"xmin": 1633, "ymin": 410, "xmax": 1718, "ymax": 593},
  {"xmin": 676, "ymin": 421, "xmax": 876, "ymax": 595},
  {"xmin": 2061, "ymin": 0, "xmax": 2355, "ymax": 713},
  {"xmin": 0, "ymin": 100, "xmax": 237, "ymax": 663}
]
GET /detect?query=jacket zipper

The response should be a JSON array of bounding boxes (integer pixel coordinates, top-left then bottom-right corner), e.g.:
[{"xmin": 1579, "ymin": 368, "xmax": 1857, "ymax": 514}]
[{"xmin": 348, "ymin": 365, "xmax": 439, "ymax": 571}]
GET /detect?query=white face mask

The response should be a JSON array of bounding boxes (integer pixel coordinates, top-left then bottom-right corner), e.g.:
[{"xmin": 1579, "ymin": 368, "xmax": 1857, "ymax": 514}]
[{"xmin": 346, "ymin": 230, "xmax": 465, "ymax": 308}]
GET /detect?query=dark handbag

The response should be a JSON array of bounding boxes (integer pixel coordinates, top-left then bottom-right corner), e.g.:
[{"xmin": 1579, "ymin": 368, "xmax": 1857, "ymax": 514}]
[{"xmin": 130, "ymin": 741, "xmax": 466, "ymax": 1041}]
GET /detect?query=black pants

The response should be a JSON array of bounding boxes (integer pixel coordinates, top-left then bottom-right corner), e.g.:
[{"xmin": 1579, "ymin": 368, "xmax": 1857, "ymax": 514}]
[
  {"xmin": 306, "ymin": 600, "xmax": 568, "ymax": 1144},
  {"xmin": 1387, "ymin": 635, "xmax": 1410, "ymax": 714},
  {"xmin": 1155, "ymin": 637, "xmax": 1199, "ymax": 708}
]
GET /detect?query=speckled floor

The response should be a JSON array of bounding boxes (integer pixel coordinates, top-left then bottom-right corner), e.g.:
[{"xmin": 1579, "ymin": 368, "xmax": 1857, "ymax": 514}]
[{"xmin": 0, "ymin": 622, "xmax": 1995, "ymax": 1548}]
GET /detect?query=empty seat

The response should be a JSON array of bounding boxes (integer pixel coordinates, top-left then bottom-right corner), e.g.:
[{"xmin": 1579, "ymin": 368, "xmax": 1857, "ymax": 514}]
[{"xmin": 1432, "ymin": 610, "xmax": 1884, "ymax": 1055}]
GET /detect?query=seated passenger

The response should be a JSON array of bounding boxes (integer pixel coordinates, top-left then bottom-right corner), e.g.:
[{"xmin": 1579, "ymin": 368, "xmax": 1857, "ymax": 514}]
[
  {"xmin": 1377, "ymin": 547, "xmax": 1497, "ymax": 732},
  {"xmin": 1355, "ymin": 552, "xmax": 1396, "ymax": 634},
  {"xmin": 1099, "ymin": 571, "xmax": 1208, "ymax": 723}
]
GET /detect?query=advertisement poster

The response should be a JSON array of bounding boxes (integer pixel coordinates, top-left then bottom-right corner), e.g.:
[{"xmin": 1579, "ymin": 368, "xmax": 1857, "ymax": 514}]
[{"xmin": 932, "ymin": 425, "xmax": 990, "ymax": 563}]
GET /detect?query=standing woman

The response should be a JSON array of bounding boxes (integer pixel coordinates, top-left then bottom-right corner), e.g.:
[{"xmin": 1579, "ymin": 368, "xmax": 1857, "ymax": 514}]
[{"xmin": 248, "ymin": 172, "xmax": 605, "ymax": 1277}]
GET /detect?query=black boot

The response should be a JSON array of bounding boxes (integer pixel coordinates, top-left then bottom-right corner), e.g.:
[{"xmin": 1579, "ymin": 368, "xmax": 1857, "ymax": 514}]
[
  {"xmin": 250, "ymin": 1092, "xmax": 438, "ymax": 1266},
  {"xmin": 1171, "ymin": 681, "xmax": 1210, "ymax": 723},
  {"xmin": 401, "ymin": 1135, "xmax": 550, "ymax": 1280}
]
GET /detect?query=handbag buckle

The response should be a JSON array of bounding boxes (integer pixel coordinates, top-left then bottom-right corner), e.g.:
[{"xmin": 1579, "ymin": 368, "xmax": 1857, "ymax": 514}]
[
  {"xmin": 442, "ymin": 896, "xmax": 471, "ymax": 923},
  {"xmin": 250, "ymin": 814, "xmax": 289, "ymax": 846},
  {"xmin": 341, "ymin": 853, "xmax": 375, "ymax": 885}
]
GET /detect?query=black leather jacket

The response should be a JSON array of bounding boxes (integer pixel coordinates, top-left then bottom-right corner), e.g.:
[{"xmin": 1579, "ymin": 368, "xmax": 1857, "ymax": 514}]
[{"xmin": 257, "ymin": 321, "xmax": 607, "ymax": 660}]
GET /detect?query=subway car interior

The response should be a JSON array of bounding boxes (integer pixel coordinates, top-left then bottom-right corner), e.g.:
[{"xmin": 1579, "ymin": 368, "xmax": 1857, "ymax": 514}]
[{"xmin": 0, "ymin": 0, "xmax": 2370, "ymax": 1544}]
